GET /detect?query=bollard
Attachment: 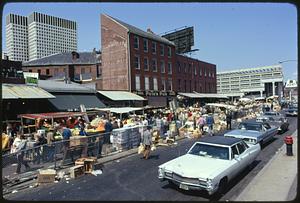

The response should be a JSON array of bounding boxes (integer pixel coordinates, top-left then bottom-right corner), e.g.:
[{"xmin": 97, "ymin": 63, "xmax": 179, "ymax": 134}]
[{"xmin": 284, "ymin": 136, "xmax": 293, "ymax": 156}]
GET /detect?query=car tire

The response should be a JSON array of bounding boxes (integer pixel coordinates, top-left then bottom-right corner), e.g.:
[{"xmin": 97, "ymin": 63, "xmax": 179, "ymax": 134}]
[
  {"xmin": 259, "ymin": 140, "xmax": 264, "ymax": 148},
  {"xmin": 217, "ymin": 177, "xmax": 228, "ymax": 195}
]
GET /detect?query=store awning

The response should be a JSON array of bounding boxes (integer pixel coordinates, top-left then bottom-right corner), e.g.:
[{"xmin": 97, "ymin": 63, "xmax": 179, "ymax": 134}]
[
  {"xmin": 18, "ymin": 112, "xmax": 87, "ymax": 120},
  {"xmin": 49, "ymin": 94, "xmax": 106, "ymax": 111},
  {"xmin": 178, "ymin": 92, "xmax": 229, "ymax": 99},
  {"xmin": 178, "ymin": 92, "xmax": 203, "ymax": 98},
  {"xmin": 2, "ymin": 84, "xmax": 55, "ymax": 99},
  {"xmin": 94, "ymin": 107, "xmax": 143, "ymax": 114},
  {"xmin": 97, "ymin": 91, "xmax": 145, "ymax": 101},
  {"xmin": 205, "ymin": 103, "xmax": 237, "ymax": 110}
]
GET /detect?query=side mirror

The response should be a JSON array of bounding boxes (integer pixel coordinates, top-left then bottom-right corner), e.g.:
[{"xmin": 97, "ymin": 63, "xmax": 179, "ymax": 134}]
[{"xmin": 234, "ymin": 154, "xmax": 239, "ymax": 159}]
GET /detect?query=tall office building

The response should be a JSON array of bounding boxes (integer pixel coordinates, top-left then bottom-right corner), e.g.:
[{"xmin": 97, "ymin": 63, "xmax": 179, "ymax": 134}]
[
  {"xmin": 5, "ymin": 12, "xmax": 77, "ymax": 61},
  {"xmin": 28, "ymin": 12, "xmax": 77, "ymax": 61},
  {"xmin": 6, "ymin": 14, "xmax": 29, "ymax": 61}
]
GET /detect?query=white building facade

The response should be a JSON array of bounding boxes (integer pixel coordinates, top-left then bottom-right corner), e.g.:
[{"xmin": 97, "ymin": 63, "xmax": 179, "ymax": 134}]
[
  {"xmin": 5, "ymin": 12, "xmax": 77, "ymax": 62},
  {"xmin": 6, "ymin": 14, "xmax": 29, "ymax": 61},
  {"xmin": 217, "ymin": 65, "xmax": 284, "ymax": 98}
]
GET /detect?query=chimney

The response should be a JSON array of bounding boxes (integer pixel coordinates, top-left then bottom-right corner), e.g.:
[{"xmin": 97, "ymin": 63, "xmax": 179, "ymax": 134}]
[
  {"xmin": 71, "ymin": 51, "xmax": 79, "ymax": 60},
  {"xmin": 147, "ymin": 28, "xmax": 154, "ymax": 34}
]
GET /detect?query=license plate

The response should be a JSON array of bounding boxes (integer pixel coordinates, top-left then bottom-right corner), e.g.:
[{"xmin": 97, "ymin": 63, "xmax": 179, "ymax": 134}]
[{"xmin": 179, "ymin": 183, "xmax": 189, "ymax": 190}]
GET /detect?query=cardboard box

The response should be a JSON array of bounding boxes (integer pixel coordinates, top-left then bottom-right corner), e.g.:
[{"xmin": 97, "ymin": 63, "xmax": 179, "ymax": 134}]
[
  {"xmin": 38, "ymin": 169, "xmax": 56, "ymax": 183},
  {"xmin": 70, "ymin": 165, "xmax": 85, "ymax": 179},
  {"xmin": 70, "ymin": 136, "xmax": 87, "ymax": 147}
]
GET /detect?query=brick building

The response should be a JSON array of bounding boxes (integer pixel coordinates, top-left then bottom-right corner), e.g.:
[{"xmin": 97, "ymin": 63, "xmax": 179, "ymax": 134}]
[
  {"xmin": 101, "ymin": 14, "xmax": 216, "ymax": 106},
  {"xmin": 22, "ymin": 51, "xmax": 102, "ymax": 89}
]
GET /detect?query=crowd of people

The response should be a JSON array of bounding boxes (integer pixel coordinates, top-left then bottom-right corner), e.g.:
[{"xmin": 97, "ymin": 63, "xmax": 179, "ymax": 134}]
[{"xmin": 4, "ymin": 97, "xmax": 286, "ymax": 173}]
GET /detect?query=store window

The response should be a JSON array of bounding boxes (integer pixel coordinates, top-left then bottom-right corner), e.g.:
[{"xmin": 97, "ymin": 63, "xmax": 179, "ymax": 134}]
[
  {"xmin": 161, "ymin": 78, "xmax": 166, "ymax": 91},
  {"xmin": 135, "ymin": 75, "xmax": 140, "ymax": 90},
  {"xmin": 153, "ymin": 77, "xmax": 158, "ymax": 91},
  {"xmin": 167, "ymin": 46, "xmax": 172, "ymax": 57},
  {"xmin": 145, "ymin": 76, "xmax": 149, "ymax": 90}
]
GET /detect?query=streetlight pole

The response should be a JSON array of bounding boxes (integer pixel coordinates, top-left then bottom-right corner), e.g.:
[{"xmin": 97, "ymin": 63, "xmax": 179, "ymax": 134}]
[{"xmin": 278, "ymin": 60, "xmax": 298, "ymax": 102}]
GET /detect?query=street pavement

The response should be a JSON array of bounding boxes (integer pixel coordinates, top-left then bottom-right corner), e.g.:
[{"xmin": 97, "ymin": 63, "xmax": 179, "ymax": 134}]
[
  {"xmin": 235, "ymin": 129, "xmax": 298, "ymax": 201},
  {"xmin": 4, "ymin": 116, "xmax": 298, "ymax": 201}
]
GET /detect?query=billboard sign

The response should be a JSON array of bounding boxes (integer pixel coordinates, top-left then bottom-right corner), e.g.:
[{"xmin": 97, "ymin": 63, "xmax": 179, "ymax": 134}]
[{"xmin": 162, "ymin": 27, "xmax": 194, "ymax": 54}]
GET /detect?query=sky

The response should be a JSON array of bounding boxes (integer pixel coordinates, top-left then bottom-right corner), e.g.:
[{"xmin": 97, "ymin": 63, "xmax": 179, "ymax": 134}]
[{"xmin": 2, "ymin": 2, "xmax": 298, "ymax": 81}]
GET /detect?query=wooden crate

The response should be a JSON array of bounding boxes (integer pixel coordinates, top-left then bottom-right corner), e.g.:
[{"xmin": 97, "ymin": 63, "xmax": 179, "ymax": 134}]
[
  {"xmin": 38, "ymin": 169, "xmax": 56, "ymax": 183},
  {"xmin": 70, "ymin": 136, "xmax": 88, "ymax": 147},
  {"xmin": 69, "ymin": 165, "xmax": 85, "ymax": 179},
  {"xmin": 75, "ymin": 157, "xmax": 96, "ymax": 174}
]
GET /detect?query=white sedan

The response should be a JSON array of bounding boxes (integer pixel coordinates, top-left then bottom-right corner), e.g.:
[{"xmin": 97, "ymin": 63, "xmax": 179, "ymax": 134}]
[{"xmin": 158, "ymin": 136, "xmax": 261, "ymax": 195}]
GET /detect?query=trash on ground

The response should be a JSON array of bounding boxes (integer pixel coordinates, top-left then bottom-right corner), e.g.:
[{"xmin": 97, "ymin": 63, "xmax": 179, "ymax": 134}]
[{"xmin": 91, "ymin": 169, "xmax": 103, "ymax": 176}]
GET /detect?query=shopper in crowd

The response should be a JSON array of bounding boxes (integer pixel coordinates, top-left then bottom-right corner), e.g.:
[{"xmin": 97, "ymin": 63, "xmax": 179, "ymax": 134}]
[
  {"xmin": 11, "ymin": 133, "xmax": 30, "ymax": 174},
  {"xmin": 78, "ymin": 119, "xmax": 87, "ymax": 136},
  {"xmin": 206, "ymin": 113, "xmax": 214, "ymax": 135},
  {"xmin": 60, "ymin": 124, "xmax": 72, "ymax": 166},
  {"xmin": 44, "ymin": 128, "xmax": 56, "ymax": 162},
  {"xmin": 112, "ymin": 120, "xmax": 119, "ymax": 129},
  {"xmin": 142, "ymin": 116, "xmax": 148, "ymax": 126},
  {"xmin": 104, "ymin": 119, "xmax": 113, "ymax": 144},
  {"xmin": 141, "ymin": 126, "xmax": 153, "ymax": 160},
  {"xmin": 226, "ymin": 111, "xmax": 233, "ymax": 130},
  {"xmin": 197, "ymin": 115, "xmax": 205, "ymax": 132}
]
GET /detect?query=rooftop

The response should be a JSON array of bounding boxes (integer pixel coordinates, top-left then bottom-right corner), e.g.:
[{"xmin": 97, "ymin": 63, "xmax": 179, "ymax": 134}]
[
  {"xmin": 23, "ymin": 52, "xmax": 101, "ymax": 66},
  {"xmin": 38, "ymin": 80, "xmax": 96, "ymax": 93},
  {"xmin": 104, "ymin": 14, "xmax": 175, "ymax": 46}
]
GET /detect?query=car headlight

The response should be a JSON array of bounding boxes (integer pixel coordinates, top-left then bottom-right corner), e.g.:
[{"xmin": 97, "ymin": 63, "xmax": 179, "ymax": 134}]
[
  {"xmin": 158, "ymin": 167, "xmax": 165, "ymax": 177},
  {"xmin": 206, "ymin": 178, "xmax": 214, "ymax": 189}
]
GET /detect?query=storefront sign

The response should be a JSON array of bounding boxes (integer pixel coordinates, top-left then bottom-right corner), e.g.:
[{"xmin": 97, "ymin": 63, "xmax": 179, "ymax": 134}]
[{"xmin": 23, "ymin": 72, "xmax": 39, "ymax": 86}]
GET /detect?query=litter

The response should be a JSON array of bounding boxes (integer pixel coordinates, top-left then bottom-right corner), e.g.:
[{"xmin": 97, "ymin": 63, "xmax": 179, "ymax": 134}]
[{"xmin": 91, "ymin": 169, "xmax": 103, "ymax": 176}]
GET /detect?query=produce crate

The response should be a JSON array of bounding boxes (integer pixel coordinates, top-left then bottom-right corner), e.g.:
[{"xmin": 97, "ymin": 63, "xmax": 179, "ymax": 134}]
[
  {"xmin": 69, "ymin": 165, "xmax": 85, "ymax": 179},
  {"xmin": 38, "ymin": 169, "xmax": 56, "ymax": 183},
  {"xmin": 75, "ymin": 157, "xmax": 96, "ymax": 174},
  {"xmin": 70, "ymin": 136, "xmax": 88, "ymax": 147}
]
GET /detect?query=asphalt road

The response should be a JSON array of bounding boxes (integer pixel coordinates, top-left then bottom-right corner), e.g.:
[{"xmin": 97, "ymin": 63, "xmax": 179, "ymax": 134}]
[{"xmin": 5, "ymin": 116, "xmax": 297, "ymax": 201}]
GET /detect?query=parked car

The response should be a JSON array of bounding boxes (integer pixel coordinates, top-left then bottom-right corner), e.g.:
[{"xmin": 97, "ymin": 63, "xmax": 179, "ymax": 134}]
[
  {"xmin": 256, "ymin": 111, "xmax": 289, "ymax": 134},
  {"xmin": 224, "ymin": 121, "xmax": 278, "ymax": 147},
  {"xmin": 158, "ymin": 136, "xmax": 260, "ymax": 195},
  {"xmin": 285, "ymin": 104, "xmax": 298, "ymax": 117}
]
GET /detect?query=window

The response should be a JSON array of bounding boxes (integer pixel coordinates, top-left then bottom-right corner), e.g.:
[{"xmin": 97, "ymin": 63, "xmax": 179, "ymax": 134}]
[
  {"xmin": 134, "ymin": 36, "xmax": 139, "ymax": 49},
  {"xmin": 152, "ymin": 42, "xmax": 156, "ymax": 54},
  {"xmin": 204, "ymin": 69, "xmax": 207, "ymax": 76},
  {"xmin": 194, "ymin": 66, "xmax": 197, "ymax": 75},
  {"xmin": 231, "ymin": 145, "xmax": 239, "ymax": 159},
  {"xmin": 160, "ymin": 44, "xmax": 164, "ymax": 56},
  {"xmin": 143, "ymin": 39, "xmax": 148, "ymax": 52},
  {"xmin": 168, "ymin": 79, "xmax": 172, "ymax": 91},
  {"xmin": 46, "ymin": 69, "xmax": 50, "ymax": 75},
  {"xmin": 167, "ymin": 62, "xmax": 172, "ymax": 74},
  {"xmin": 135, "ymin": 75, "xmax": 140, "ymax": 90},
  {"xmin": 144, "ymin": 57, "xmax": 149, "ymax": 71},
  {"xmin": 177, "ymin": 62, "xmax": 181, "ymax": 73},
  {"xmin": 134, "ymin": 56, "xmax": 140, "ymax": 69},
  {"xmin": 188, "ymin": 64, "xmax": 191, "ymax": 73},
  {"xmin": 153, "ymin": 77, "xmax": 158, "ymax": 91},
  {"xmin": 167, "ymin": 46, "xmax": 171, "ymax": 57},
  {"xmin": 160, "ymin": 60, "xmax": 165, "ymax": 73},
  {"xmin": 161, "ymin": 78, "xmax": 166, "ymax": 91},
  {"xmin": 237, "ymin": 142, "xmax": 246, "ymax": 154},
  {"xmin": 152, "ymin": 59, "xmax": 157, "ymax": 72},
  {"xmin": 145, "ymin": 76, "xmax": 149, "ymax": 90}
]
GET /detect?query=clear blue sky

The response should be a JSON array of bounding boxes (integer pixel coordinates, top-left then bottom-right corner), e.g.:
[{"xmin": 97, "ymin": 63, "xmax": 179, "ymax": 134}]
[{"xmin": 2, "ymin": 2, "xmax": 297, "ymax": 81}]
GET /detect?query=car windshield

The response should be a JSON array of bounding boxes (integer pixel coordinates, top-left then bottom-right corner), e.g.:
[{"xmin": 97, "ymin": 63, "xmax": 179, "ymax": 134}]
[
  {"xmin": 238, "ymin": 123, "xmax": 262, "ymax": 131},
  {"xmin": 188, "ymin": 143, "xmax": 229, "ymax": 160}
]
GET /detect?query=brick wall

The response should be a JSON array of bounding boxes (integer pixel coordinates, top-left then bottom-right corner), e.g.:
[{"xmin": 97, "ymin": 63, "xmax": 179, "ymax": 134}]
[{"xmin": 101, "ymin": 14, "xmax": 129, "ymax": 90}]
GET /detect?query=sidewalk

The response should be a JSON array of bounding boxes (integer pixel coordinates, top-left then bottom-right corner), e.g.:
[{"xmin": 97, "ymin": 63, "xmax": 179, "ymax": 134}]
[{"xmin": 235, "ymin": 130, "xmax": 298, "ymax": 201}]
